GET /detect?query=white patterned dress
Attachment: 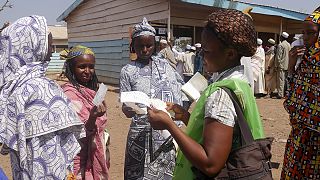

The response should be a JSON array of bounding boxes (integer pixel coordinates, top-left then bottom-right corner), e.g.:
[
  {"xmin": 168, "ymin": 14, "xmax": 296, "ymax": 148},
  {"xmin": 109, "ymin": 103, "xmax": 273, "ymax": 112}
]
[
  {"xmin": 120, "ymin": 56, "xmax": 185, "ymax": 180},
  {"xmin": 0, "ymin": 15, "xmax": 84, "ymax": 180}
]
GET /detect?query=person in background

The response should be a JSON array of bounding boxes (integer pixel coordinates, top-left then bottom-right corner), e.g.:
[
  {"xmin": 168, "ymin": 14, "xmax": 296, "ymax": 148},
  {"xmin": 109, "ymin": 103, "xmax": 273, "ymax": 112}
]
[
  {"xmin": 0, "ymin": 15, "xmax": 84, "ymax": 179},
  {"xmin": 194, "ymin": 43, "xmax": 203, "ymax": 74},
  {"xmin": 274, "ymin": 31, "xmax": 291, "ymax": 99},
  {"xmin": 240, "ymin": 56, "xmax": 254, "ymax": 92},
  {"xmin": 159, "ymin": 39, "xmax": 177, "ymax": 69},
  {"xmin": 120, "ymin": 17, "xmax": 186, "ymax": 180},
  {"xmin": 281, "ymin": 7, "xmax": 320, "ymax": 179},
  {"xmin": 61, "ymin": 45, "xmax": 109, "ymax": 179},
  {"xmin": 290, "ymin": 35, "xmax": 304, "ymax": 70},
  {"xmin": 176, "ymin": 45, "xmax": 196, "ymax": 82},
  {"xmin": 172, "ymin": 45, "xmax": 185, "ymax": 78},
  {"xmin": 251, "ymin": 38, "xmax": 266, "ymax": 97},
  {"xmin": 148, "ymin": 9, "xmax": 265, "ymax": 179},
  {"xmin": 264, "ymin": 38, "xmax": 277, "ymax": 98}
]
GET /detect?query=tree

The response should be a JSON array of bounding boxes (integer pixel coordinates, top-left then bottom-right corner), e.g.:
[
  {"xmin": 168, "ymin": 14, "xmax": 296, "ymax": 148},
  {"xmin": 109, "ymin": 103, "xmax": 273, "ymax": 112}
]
[
  {"xmin": 0, "ymin": 0, "xmax": 12, "ymax": 12},
  {"xmin": 0, "ymin": 0, "xmax": 12, "ymax": 33}
]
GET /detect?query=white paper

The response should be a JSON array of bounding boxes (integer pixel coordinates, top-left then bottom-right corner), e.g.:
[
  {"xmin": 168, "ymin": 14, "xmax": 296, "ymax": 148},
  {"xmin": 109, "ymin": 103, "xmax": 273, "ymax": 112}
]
[
  {"xmin": 291, "ymin": 38, "xmax": 304, "ymax": 47},
  {"xmin": 291, "ymin": 39, "xmax": 304, "ymax": 70},
  {"xmin": 124, "ymin": 102, "xmax": 147, "ymax": 114},
  {"xmin": 93, "ymin": 83, "xmax": 108, "ymax": 106},
  {"xmin": 120, "ymin": 91, "xmax": 151, "ymax": 107},
  {"xmin": 181, "ymin": 72, "xmax": 208, "ymax": 101},
  {"xmin": 120, "ymin": 91, "xmax": 172, "ymax": 116}
]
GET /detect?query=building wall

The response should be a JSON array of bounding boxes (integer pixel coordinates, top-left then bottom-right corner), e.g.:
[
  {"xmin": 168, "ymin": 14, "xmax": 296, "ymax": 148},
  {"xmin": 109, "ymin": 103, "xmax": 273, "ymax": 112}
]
[
  {"xmin": 170, "ymin": 1, "xmax": 304, "ymax": 36},
  {"xmin": 65, "ymin": 0, "xmax": 169, "ymax": 84}
]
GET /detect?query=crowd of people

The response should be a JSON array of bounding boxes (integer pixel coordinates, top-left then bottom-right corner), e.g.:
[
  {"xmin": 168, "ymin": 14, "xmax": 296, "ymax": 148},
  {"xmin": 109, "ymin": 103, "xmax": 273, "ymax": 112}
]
[{"xmin": 0, "ymin": 5, "xmax": 319, "ymax": 180}]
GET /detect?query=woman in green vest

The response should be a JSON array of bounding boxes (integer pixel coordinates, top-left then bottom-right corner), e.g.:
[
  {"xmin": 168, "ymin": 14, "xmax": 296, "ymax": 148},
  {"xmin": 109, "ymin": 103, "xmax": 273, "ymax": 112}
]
[{"xmin": 148, "ymin": 8, "xmax": 265, "ymax": 179}]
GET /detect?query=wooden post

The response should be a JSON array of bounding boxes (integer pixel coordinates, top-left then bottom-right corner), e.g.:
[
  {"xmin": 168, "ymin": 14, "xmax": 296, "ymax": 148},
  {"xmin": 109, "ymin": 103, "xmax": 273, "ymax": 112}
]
[{"xmin": 167, "ymin": 1, "xmax": 171, "ymax": 41}]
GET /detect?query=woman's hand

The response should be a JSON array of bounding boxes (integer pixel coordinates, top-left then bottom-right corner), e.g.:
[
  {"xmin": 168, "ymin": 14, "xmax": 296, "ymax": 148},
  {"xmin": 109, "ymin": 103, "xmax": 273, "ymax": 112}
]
[
  {"xmin": 122, "ymin": 104, "xmax": 136, "ymax": 118},
  {"xmin": 148, "ymin": 107, "xmax": 174, "ymax": 130},
  {"xmin": 166, "ymin": 102, "xmax": 190, "ymax": 125},
  {"xmin": 288, "ymin": 46, "xmax": 305, "ymax": 74},
  {"xmin": 86, "ymin": 101, "xmax": 106, "ymax": 131},
  {"xmin": 91, "ymin": 101, "xmax": 107, "ymax": 118}
]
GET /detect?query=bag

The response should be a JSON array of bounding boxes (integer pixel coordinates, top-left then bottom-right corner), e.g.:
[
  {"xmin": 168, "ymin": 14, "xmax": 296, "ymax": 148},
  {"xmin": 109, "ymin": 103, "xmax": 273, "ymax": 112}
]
[{"xmin": 192, "ymin": 87, "xmax": 274, "ymax": 180}]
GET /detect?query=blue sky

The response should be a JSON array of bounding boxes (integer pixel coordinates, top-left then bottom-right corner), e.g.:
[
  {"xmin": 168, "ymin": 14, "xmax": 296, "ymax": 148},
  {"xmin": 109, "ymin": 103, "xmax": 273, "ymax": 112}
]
[{"xmin": 0, "ymin": 0, "xmax": 318, "ymax": 25}]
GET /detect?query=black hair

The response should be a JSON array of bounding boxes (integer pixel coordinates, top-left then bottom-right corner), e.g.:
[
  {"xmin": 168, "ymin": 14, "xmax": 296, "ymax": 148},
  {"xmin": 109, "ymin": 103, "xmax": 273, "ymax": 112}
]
[{"xmin": 64, "ymin": 56, "xmax": 99, "ymax": 91}]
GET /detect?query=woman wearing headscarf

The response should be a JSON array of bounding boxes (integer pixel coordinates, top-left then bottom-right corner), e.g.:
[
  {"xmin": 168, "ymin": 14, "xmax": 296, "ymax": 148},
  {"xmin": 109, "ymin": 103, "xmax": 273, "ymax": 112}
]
[
  {"xmin": 61, "ymin": 45, "xmax": 109, "ymax": 180},
  {"xmin": 0, "ymin": 16, "xmax": 84, "ymax": 179},
  {"xmin": 120, "ymin": 17, "xmax": 185, "ymax": 180},
  {"xmin": 148, "ymin": 9, "xmax": 265, "ymax": 179},
  {"xmin": 281, "ymin": 7, "xmax": 320, "ymax": 179}
]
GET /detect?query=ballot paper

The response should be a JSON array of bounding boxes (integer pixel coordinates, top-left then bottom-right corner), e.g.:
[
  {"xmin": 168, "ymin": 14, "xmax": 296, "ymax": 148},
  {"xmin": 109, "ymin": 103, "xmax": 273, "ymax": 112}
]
[
  {"xmin": 291, "ymin": 38, "xmax": 304, "ymax": 70},
  {"xmin": 93, "ymin": 83, "xmax": 108, "ymax": 106},
  {"xmin": 181, "ymin": 72, "xmax": 208, "ymax": 101},
  {"xmin": 120, "ymin": 91, "xmax": 171, "ymax": 116},
  {"xmin": 121, "ymin": 91, "xmax": 173, "ymax": 139}
]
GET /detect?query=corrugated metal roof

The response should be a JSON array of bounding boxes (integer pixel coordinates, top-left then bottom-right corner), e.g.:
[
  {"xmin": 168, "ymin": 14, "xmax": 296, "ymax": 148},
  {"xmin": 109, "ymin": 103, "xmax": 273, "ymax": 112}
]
[
  {"xmin": 57, "ymin": 0, "xmax": 84, "ymax": 22},
  {"xmin": 57, "ymin": 0, "xmax": 309, "ymax": 22},
  {"xmin": 181, "ymin": 0, "xmax": 309, "ymax": 21},
  {"xmin": 237, "ymin": 0, "xmax": 313, "ymax": 14}
]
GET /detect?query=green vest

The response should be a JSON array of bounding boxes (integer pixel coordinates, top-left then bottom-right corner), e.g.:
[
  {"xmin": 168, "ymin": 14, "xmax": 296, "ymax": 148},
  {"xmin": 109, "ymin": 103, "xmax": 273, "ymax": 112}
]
[{"xmin": 173, "ymin": 79, "xmax": 265, "ymax": 180}]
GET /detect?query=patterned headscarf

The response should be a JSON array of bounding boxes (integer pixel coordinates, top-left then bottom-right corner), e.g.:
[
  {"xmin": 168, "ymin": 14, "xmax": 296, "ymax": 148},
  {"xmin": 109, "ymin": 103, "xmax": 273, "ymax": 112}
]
[
  {"xmin": 305, "ymin": 6, "xmax": 320, "ymax": 24},
  {"xmin": 0, "ymin": 15, "xmax": 84, "ymax": 177},
  {"xmin": 66, "ymin": 45, "xmax": 95, "ymax": 60},
  {"xmin": 205, "ymin": 8, "xmax": 257, "ymax": 57},
  {"xmin": 0, "ymin": 15, "xmax": 48, "ymax": 86},
  {"xmin": 132, "ymin": 17, "xmax": 156, "ymax": 39}
]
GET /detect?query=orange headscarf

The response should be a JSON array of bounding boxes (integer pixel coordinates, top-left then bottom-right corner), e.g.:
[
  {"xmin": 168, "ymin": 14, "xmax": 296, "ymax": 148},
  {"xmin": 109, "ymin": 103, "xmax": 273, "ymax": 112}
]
[{"xmin": 305, "ymin": 6, "xmax": 320, "ymax": 24}]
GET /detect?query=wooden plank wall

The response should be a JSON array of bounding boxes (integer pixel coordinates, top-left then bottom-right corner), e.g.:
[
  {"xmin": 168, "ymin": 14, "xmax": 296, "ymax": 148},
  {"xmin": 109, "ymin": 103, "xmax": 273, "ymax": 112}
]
[
  {"xmin": 171, "ymin": 1, "xmax": 212, "ymax": 27},
  {"xmin": 170, "ymin": 1, "xmax": 304, "ymax": 34},
  {"xmin": 65, "ymin": 0, "xmax": 169, "ymax": 84}
]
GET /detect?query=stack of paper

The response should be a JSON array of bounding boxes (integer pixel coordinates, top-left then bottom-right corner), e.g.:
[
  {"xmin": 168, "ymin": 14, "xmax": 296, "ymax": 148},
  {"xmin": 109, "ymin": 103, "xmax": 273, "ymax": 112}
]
[
  {"xmin": 120, "ymin": 91, "xmax": 171, "ymax": 116},
  {"xmin": 181, "ymin": 72, "xmax": 208, "ymax": 101},
  {"xmin": 93, "ymin": 83, "xmax": 108, "ymax": 106}
]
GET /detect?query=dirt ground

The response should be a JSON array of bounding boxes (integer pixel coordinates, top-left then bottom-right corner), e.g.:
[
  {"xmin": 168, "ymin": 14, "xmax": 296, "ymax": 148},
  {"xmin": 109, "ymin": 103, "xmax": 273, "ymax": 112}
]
[{"xmin": 0, "ymin": 78, "xmax": 291, "ymax": 180}]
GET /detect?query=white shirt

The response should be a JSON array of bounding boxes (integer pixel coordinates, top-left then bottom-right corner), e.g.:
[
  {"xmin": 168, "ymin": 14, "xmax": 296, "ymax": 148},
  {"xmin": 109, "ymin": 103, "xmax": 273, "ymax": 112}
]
[{"xmin": 205, "ymin": 66, "xmax": 248, "ymax": 127}]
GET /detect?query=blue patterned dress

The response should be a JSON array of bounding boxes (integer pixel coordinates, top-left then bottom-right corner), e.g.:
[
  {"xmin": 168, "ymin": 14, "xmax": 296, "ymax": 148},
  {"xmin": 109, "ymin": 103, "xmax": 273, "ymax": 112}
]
[{"xmin": 120, "ymin": 56, "xmax": 185, "ymax": 180}]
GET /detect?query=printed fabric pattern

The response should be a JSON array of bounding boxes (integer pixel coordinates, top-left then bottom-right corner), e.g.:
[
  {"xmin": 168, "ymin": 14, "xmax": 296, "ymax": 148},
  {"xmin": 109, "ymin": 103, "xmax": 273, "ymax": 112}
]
[
  {"xmin": 281, "ymin": 42, "xmax": 320, "ymax": 179},
  {"xmin": 120, "ymin": 55, "xmax": 185, "ymax": 180},
  {"xmin": 0, "ymin": 15, "xmax": 84, "ymax": 179}
]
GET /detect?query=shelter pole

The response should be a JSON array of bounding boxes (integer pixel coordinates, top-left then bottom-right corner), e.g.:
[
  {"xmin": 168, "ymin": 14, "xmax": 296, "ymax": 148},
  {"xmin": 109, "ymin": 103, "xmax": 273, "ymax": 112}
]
[
  {"xmin": 280, "ymin": 18, "xmax": 283, "ymax": 36},
  {"xmin": 167, "ymin": 2, "xmax": 171, "ymax": 41},
  {"xmin": 193, "ymin": 26, "xmax": 196, "ymax": 44}
]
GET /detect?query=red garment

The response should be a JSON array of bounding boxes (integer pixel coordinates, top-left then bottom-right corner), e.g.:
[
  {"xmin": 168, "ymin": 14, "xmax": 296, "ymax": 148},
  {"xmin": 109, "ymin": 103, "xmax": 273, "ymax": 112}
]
[{"xmin": 62, "ymin": 83, "xmax": 109, "ymax": 180}]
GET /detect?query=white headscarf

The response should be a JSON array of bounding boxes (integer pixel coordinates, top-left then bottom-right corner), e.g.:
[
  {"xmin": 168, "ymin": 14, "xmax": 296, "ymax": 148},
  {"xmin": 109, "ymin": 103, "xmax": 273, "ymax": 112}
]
[
  {"xmin": 0, "ymin": 16, "xmax": 83, "ymax": 179},
  {"xmin": 0, "ymin": 15, "xmax": 48, "ymax": 86},
  {"xmin": 132, "ymin": 17, "xmax": 156, "ymax": 39}
]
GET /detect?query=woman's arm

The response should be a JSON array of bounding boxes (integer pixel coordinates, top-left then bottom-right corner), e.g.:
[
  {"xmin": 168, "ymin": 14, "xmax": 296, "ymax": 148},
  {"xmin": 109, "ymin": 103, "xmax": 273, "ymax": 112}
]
[
  {"xmin": 120, "ymin": 67, "xmax": 136, "ymax": 118},
  {"xmin": 148, "ymin": 109, "xmax": 233, "ymax": 177}
]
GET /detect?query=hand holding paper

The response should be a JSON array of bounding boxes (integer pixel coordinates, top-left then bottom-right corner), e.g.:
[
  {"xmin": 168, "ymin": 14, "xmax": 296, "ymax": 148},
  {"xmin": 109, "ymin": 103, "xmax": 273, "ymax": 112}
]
[
  {"xmin": 120, "ymin": 91, "xmax": 172, "ymax": 116},
  {"xmin": 93, "ymin": 83, "xmax": 108, "ymax": 106}
]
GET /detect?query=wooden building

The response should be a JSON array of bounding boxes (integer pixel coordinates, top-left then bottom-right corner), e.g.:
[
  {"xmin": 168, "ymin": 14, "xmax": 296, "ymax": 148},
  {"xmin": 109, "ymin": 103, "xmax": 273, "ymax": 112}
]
[
  {"xmin": 58, "ymin": 0, "xmax": 308, "ymax": 84},
  {"xmin": 48, "ymin": 25, "xmax": 68, "ymax": 53}
]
